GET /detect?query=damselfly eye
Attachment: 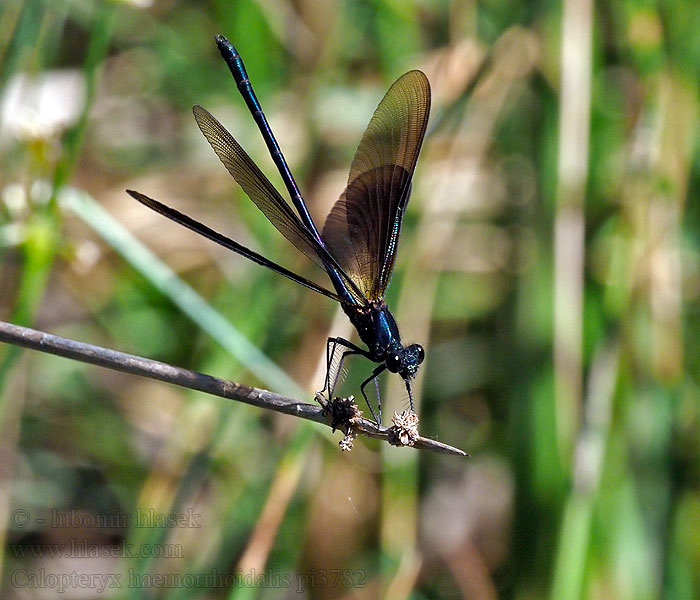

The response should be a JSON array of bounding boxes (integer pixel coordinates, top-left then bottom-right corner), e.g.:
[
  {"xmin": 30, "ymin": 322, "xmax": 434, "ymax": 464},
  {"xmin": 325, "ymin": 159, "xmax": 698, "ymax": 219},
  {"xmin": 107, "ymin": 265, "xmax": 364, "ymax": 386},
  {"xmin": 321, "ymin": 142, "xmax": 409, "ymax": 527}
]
[
  {"xmin": 414, "ymin": 344, "xmax": 425, "ymax": 365},
  {"xmin": 386, "ymin": 353, "xmax": 402, "ymax": 373}
]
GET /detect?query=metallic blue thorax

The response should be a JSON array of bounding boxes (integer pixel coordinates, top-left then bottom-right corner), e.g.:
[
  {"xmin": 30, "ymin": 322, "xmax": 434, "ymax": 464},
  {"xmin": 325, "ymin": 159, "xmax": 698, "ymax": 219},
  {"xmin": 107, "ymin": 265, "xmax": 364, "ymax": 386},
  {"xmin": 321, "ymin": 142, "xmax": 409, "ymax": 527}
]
[{"xmin": 343, "ymin": 301, "xmax": 402, "ymax": 361}]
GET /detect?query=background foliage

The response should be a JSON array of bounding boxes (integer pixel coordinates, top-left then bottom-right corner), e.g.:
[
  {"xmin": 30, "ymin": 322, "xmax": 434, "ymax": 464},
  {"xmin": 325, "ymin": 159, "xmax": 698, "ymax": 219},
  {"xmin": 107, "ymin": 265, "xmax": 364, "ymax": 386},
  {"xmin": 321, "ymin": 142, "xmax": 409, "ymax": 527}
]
[{"xmin": 1, "ymin": 0, "xmax": 700, "ymax": 598}]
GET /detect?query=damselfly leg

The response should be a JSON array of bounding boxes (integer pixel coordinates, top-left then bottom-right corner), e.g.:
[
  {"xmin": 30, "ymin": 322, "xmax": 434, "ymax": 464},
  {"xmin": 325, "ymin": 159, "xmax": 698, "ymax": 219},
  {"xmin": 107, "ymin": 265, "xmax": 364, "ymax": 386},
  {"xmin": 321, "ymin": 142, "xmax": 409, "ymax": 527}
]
[{"xmin": 321, "ymin": 337, "xmax": 384, "ymax": 423}]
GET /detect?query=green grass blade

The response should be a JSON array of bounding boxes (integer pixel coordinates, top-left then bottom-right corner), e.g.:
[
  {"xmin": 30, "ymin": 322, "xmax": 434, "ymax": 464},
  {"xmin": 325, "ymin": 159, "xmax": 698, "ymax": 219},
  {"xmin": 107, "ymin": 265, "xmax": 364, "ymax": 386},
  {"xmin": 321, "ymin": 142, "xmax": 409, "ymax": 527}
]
[{"xmin": 59, "ymin": 186, "xmax": 306, "ymax": 397}]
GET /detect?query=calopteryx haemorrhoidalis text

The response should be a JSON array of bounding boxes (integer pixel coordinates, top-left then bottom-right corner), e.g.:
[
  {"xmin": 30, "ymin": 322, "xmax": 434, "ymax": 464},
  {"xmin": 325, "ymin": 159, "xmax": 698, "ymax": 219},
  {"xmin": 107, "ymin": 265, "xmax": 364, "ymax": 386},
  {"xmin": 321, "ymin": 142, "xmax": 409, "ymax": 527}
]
[{"xmin": 127, "ymin": 35, "xmax": 431, "ymax": 423}]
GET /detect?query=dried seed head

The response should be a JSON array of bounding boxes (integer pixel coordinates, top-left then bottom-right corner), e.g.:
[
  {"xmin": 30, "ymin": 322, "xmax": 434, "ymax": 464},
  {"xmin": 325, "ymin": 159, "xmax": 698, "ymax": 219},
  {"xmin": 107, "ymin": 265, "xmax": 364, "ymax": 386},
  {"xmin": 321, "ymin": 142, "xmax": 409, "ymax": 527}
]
[
  {"xmin": 325, "ymin": 395, "xmax": 362, "ymax": 432},
  {"xmin": 339, "ymin": 432, "xmax": 356, "ymax": 452},
  {"xmin": 388, "ymin": 410, "xmax": 420, "ymax": 447}
]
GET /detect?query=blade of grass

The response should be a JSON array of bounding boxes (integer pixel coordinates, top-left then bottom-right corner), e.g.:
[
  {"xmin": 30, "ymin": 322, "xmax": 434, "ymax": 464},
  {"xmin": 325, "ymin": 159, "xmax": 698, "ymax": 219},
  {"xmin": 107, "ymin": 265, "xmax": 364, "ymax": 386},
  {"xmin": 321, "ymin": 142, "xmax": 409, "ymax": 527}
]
[
  {"xmin": 0, "ymin": 0, "xmax": 43, "ymax": 90},
  {"xmin": 59, "ymin": 186, "xmax": 305, "ymax": 397}
]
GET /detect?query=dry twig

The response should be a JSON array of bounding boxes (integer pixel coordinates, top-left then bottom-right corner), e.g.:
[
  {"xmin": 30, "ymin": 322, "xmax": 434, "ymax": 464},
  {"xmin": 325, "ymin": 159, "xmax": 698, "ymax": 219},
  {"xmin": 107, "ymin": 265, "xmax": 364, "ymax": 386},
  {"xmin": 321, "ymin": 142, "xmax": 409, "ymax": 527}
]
[{"xmin": 0, "ymin": 321, "xmax": 468, "ymax": 457}]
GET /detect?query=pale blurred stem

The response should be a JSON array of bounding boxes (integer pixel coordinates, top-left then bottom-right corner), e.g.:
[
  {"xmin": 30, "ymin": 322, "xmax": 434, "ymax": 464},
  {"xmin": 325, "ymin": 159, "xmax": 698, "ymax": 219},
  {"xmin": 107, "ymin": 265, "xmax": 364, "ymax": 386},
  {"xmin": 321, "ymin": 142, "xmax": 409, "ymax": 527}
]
[
  {"xmin": 550, "ymin": 341, "xmax": 619, "ymax": 600},
  {"xmin": 0, "ymin": 321, "xmax": 467, "ymax": 457},
  {"xmin": 553, "ymin": 0, "xmax": 592, "ymax": 465},
  {"xmin": 550, "ymin": 0, "xmax": 594, "ymax": 598},
  {"xmin": 234, "ymin": 426, "xmax": 312, "ymax": 583},
  {"xmin": 646, "ymin": 74, "xmax": 695, "ymax": 380}
]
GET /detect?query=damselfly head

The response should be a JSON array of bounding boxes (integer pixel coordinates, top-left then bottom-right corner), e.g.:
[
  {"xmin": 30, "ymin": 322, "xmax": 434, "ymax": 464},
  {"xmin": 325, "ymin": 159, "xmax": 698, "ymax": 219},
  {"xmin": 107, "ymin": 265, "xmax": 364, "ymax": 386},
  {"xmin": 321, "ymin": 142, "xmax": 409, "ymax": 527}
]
[{"xmin": 385, "ymin": 344, "xmax": 425, "ymax": 379}]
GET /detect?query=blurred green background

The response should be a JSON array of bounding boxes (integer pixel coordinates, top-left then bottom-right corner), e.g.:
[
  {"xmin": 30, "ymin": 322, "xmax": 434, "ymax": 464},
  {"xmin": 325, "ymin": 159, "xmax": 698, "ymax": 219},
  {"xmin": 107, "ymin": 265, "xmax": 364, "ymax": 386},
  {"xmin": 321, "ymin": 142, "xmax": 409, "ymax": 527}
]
[{"xmin": 1, "ymin": 0, "xmax": 700, "ymax": 598}]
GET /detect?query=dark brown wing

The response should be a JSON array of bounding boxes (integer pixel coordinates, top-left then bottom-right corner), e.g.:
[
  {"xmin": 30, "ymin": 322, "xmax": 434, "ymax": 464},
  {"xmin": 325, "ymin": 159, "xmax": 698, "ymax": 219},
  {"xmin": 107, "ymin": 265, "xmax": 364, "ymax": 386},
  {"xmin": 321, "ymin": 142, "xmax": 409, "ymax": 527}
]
[{"xmin": 321, "ymin": 70, "xmax": 430, "ymax": 301}]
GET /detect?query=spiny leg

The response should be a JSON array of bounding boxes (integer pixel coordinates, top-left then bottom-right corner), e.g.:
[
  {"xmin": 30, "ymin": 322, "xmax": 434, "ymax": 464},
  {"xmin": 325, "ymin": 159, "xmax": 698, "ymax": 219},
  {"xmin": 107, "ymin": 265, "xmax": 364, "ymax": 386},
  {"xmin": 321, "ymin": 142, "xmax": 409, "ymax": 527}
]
[
  {"xmin": 320, "ymin": 338, "xmax": 343, "ymax": 396},
  {"xmin": 328, "ymin": 349, "xmax": 360, "ymax": 399},
  {"xmin": 321, "ymin": 337, "xmax": 366, "ymax": 399},
  {"xmin": 320, "ymin": 338, "xmax": 339, "ymax": 396},
  {"xmin": 360, "ymin": 364, "xmax": 387, "ymax": 424}
]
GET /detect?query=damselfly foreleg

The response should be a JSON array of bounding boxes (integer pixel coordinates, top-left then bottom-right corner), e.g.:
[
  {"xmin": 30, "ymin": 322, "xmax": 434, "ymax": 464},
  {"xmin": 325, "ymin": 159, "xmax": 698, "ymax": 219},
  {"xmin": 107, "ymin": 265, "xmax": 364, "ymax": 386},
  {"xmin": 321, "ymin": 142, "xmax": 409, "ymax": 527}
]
[{"xmin": 320, "ymin": 337, "xmax": 366, "ymax": 400}]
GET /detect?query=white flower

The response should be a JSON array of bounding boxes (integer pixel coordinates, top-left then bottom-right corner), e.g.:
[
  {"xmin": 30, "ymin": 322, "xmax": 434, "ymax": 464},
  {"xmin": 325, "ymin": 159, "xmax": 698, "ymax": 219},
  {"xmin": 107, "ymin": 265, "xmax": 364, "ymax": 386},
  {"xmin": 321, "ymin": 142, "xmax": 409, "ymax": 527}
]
[{"xmin": 0, "ymin": 70, "xmax": 85, "ymax": 142}]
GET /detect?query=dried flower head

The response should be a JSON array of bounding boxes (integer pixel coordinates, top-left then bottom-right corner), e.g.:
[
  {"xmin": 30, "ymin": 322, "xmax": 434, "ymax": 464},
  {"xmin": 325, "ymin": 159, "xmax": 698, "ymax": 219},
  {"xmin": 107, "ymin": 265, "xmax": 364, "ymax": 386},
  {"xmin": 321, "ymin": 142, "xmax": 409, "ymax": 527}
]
[
  {"xmin": 339, "ymin": 432, "xmax": 356, "ymax": 452},
  {"xmin": 319, "ymin": 395, "xmax": 362, "ymax": 451},
  {"xmin": 324, "ymin": 395, "xmax": 362, "ymax": 432},
  {"xmin": 388, "ymin": 410, "xmax": 420, "ymax": 447}
]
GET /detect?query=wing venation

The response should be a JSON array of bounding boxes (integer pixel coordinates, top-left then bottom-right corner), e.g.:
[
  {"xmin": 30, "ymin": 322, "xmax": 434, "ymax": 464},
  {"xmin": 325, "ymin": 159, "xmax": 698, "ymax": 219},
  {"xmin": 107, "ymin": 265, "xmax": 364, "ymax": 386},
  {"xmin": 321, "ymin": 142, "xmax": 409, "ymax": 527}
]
[{"xmin": 321, "ymin": 70, "xmax": 430, "ymax": 300}]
